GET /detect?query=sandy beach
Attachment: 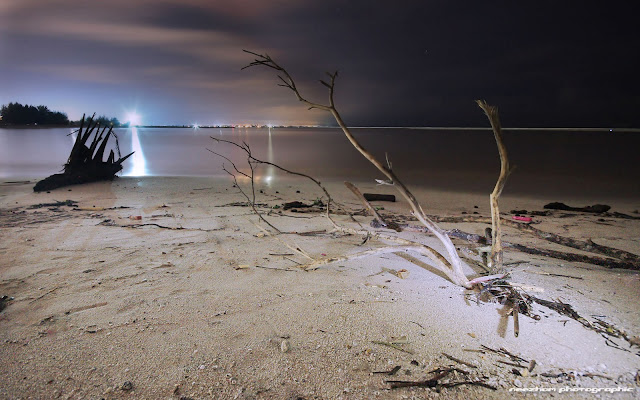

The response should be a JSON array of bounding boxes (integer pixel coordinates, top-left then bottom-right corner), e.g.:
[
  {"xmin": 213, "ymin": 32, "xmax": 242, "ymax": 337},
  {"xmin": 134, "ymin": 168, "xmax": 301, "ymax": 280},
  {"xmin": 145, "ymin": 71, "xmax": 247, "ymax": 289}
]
[{"xmin": 1, "ymin": 176, "xmax": 639, "ymax": 399}]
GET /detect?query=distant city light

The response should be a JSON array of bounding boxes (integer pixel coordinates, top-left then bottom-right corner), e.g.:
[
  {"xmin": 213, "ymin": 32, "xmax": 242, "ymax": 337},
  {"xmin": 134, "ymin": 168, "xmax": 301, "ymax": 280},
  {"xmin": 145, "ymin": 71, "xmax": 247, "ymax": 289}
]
[
  {"xmin": 193, "ymin": 123, "xmax": 199, "ymax": 129},
  {"xmin": 125, "ymin": 111, "xmax": 142, "ymax": 126}
]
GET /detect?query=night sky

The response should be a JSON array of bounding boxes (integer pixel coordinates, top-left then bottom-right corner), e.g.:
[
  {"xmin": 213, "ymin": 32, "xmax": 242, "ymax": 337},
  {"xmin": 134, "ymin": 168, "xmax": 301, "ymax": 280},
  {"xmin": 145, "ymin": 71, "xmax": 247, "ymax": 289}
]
[{"xmin": 1, "ymin": 1, "xmax": 638, "ymax": 127}]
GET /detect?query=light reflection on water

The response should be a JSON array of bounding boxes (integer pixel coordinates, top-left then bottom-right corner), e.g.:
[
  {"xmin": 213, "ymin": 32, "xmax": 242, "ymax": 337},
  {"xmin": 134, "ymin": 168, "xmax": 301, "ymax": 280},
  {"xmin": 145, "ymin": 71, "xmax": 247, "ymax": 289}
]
[
  {"xmin": 124, "ymin": 127, "xmax": 147, "ymax": 177},
  {"xmin": 265, "ymin": 126, "xmax": 275, "ymax": 186}
]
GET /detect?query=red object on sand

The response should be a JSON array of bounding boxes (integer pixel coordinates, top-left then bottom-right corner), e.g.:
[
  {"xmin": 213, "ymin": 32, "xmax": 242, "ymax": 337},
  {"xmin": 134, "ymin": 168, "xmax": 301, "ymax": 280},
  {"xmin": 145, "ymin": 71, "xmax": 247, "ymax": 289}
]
[{"xmin": 512, "ymin": 216, "xmax": 532, "ymax": 222}]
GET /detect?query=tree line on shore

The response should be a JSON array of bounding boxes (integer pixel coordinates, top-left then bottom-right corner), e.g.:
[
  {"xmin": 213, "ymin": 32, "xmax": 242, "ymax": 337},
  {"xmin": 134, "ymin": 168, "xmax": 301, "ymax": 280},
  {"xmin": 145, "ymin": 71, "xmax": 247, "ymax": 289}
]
[{"xmin": 0, "ymin": 102, "xmax": 120, "ymax": 127}]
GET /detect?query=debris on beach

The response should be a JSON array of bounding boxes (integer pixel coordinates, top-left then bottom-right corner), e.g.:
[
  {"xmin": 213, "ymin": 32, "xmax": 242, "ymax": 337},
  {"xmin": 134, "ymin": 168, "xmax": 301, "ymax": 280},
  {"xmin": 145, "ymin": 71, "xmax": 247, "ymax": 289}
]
[
  {"xmin": 373, "ymin": 365, "xmax": 401, "ymax": 375},
  {"xmin": 372, "ymin": 337, "xmax": 413, "ymax": 354},
  {"xmin": 543, "ymin": 202, "xmax": 611, "ymax": 214},
  {"xmin": 363, "ymin": 193, "xmax": 395, "ymax": 202},
  {"xmin": 27, "ymin": 200, "xmax": 78, "ymax": 209}
]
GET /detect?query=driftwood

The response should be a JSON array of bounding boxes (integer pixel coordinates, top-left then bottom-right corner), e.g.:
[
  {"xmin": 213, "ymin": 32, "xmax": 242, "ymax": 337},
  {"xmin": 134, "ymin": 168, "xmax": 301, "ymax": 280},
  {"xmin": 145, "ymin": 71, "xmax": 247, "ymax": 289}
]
[
  {"xmin": 446, "ymin": 228, "xmax": 639, "ymax": 270},
  {"xmin": 368, "ymin": 210, "xmax": 640, "ymax": 269},
  {"xmin": 243, "ymin": 50, "xmax": 471, "ymax": 288},
  {"xmin": 477, "ymin": 100, "xmax": 511, "ymax": 273},
  {"xmin": 34, "ymin": 114, "xmax": 133, "ymax": 192},
  {"xmin": 544, "ymin": 202, "xmax": 611, "ymax": 214},
  {"xmin": 431, "ymin": 214, "xmax": 640, "ymax": 268},
  {"xmin": 363, "ymin": 193, "xmax": 395, "ymax": 202}
]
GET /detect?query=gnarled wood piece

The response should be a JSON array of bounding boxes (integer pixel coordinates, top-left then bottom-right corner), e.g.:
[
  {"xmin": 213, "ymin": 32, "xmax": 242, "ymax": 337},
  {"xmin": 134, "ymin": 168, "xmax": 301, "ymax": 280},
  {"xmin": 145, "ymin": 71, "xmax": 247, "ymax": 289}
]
[{"xmin": 34, "ymin": 114, "xmax": 133, "ymax": 192}]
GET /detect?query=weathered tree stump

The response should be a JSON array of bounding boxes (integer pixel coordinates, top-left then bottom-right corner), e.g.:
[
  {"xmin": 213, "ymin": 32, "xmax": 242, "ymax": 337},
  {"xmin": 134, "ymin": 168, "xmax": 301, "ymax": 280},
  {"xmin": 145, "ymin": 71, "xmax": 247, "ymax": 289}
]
[{"xmin": 34, "ymin": 114, "xmax": 133, "ymax": 192}]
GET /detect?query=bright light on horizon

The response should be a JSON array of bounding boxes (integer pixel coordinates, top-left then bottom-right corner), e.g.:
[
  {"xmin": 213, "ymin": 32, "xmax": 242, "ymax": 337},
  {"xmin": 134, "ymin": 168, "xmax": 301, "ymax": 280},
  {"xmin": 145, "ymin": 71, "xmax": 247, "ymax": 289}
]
[{"xmin": 125, "ymin": 111, "xmax": 142, "ymax": 126}]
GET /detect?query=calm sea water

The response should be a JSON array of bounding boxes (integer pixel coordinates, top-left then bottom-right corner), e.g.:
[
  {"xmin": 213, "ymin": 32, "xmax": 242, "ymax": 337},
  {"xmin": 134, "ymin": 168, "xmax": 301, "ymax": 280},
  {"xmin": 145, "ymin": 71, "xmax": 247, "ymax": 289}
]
[{"xmin": 1, "ymin": 127, "xmax": 638, "ymax": 197}]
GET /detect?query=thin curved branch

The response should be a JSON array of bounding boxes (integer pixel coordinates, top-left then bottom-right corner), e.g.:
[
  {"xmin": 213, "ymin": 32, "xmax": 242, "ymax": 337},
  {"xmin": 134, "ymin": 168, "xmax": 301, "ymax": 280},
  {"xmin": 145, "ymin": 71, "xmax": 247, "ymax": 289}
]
[
  {"xmin": 205, "ymin": 148, "xmax": 252, "ymax": 180},
  {"xmin": 220, "ymin": 166, "xmax": 281, "ymax": 233},
  {"xmin": 242, "ymin": 50, "xmax": 332, "ymax": 112},
  {"xmin": 210, "ymin": 136, "xmax": 363, "ymax": 231}
]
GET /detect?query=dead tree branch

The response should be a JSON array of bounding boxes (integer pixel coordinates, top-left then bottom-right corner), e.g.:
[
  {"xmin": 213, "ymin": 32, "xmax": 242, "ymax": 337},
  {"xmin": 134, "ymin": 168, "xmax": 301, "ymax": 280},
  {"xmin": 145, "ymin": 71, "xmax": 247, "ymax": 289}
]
[
  {"xmin": 477, "ymin": 100, "xmax": 511, "ymax": 273},
  {"xmin": 243, "ymin": 50, "xmax": 471, "ymax": 288},
  {"xmin": 206, "ymin": 145, "xmax": 281, "ymax": 233},
  {"xmin": 208, "ymin": 136, "xmax": 360, "ymax": 231}
]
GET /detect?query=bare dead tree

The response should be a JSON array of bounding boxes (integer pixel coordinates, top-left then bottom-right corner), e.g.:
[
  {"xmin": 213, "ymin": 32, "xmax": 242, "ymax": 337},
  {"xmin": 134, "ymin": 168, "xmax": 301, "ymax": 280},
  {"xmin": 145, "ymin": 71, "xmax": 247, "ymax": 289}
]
[
  {"xmin": 243, "ymin": 50, "xmax": 471, "ymax": 288},
  {"xmin": 476, "ymin": 100, "xmax": 511, "ymax": 273}
]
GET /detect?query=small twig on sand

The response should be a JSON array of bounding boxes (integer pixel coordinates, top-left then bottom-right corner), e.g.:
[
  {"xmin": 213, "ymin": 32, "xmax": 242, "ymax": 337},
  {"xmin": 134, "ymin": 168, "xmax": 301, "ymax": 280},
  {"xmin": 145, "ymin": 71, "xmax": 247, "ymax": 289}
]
[
  {"xmin": 480, "ymin": 345, "xmax": 529, "ymax": 363},
  {"xmin": 373, "ymin": 365, "xmax": 402, "ymax": 375},
  {"xmin": 29, "ymin": 287, "xmax": 60, "ymax": 303},
  {"xmin": 496, "ymin": 359, "xmax": 526, "ymax": 368},
  {"xmin": 253, "ymin": 265, "xmax": 299, "ymax": 272},
  {"xmin": 441, "ymin": 352, "xmax": 478, "ymax": 369},
  {"xmin": 98, "ymin": 220, "xmax": 220, "ymax": 232},
  {"xmin": 372, "ymin": 340, "xmax": 414, "ymax": 354}
]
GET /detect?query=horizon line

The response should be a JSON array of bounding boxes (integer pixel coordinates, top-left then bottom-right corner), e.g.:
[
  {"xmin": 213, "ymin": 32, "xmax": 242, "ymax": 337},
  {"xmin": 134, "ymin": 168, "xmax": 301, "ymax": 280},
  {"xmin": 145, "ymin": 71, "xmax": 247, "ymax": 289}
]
[{"xmin": 129, "ymin": 125, "xmax": 640, "ymax": 132}]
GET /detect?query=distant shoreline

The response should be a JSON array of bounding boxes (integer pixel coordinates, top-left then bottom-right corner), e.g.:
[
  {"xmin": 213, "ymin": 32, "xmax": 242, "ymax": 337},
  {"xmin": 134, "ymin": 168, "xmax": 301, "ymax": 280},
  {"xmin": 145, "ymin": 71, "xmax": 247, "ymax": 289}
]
[{"xmin": 2, "ymin": 123, "xmax": 638, "ymax": 132}]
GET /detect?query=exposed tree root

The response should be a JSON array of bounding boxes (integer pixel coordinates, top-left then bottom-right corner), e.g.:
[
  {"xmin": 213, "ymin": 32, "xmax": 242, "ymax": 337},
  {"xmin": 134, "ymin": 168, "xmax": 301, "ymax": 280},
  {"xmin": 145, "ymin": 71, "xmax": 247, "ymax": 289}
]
[{"xmin": 34, "ymin": 114, "xmax": 133, "ymax": 192}]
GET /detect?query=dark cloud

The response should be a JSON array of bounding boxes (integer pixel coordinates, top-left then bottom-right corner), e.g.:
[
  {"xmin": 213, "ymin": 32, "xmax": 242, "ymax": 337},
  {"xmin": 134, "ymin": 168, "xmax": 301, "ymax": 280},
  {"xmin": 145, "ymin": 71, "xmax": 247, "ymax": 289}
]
[{"xmin": 1, "ymin": 1, "xmax": 638, "ymax": 126}]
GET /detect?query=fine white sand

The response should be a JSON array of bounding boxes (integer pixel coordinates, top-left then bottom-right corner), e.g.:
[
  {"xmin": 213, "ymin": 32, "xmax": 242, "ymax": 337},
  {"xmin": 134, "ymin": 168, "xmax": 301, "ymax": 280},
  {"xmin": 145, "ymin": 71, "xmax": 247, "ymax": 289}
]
[{"xmin": 0, "ymin": 176, "xmax": 639, "ymax": 399}]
